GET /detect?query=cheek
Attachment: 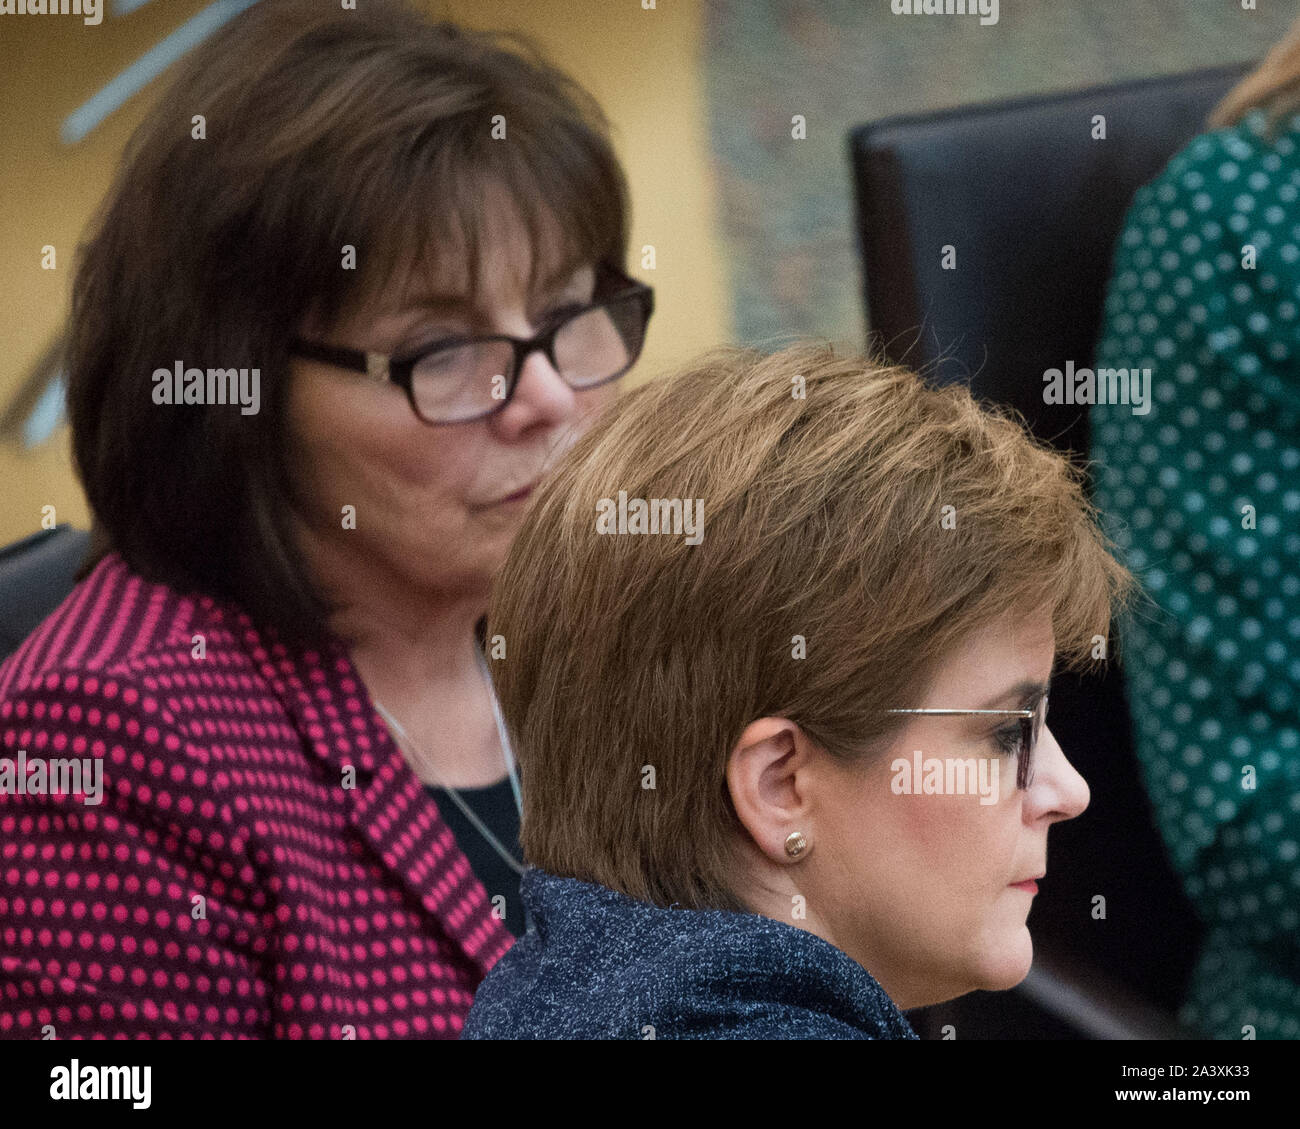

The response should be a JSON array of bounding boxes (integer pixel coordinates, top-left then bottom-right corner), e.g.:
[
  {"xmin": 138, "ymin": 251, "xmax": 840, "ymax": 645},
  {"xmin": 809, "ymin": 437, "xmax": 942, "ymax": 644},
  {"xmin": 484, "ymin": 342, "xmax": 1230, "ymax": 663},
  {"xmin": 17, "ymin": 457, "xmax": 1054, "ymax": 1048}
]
[
  {"xmin": 381, "ymin": 429, "xmax": 474, "ymax": 501},
  {"xmin": 884, "ymin": 788, "xmax": 1024, "ymax": 936},
  {"xmin": 899, "ymin": 792, "xmax": 1016, "ymax": 863},
  {"xmin": 291, "ymin": 374, "xmax": 472, "ymax": 516},
  {"xmin": 570, "ymin": 384, "xmax": 620, "ymax": 430},
  {"xmin": 822, "ymin": 767, "xmax": 1033, "ymax": 992},
  {"xmin": 901, "ymin": 795, "xmax": 1034, "ymax": 993}
]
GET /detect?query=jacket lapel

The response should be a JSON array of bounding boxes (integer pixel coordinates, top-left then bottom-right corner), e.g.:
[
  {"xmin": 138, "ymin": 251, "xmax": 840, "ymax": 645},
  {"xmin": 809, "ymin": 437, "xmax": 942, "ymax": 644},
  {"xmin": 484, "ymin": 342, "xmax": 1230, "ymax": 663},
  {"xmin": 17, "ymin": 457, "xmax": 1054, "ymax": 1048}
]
[{"xmin": 228, "ymin": 609, "xmax": 514, "ymax": 977}]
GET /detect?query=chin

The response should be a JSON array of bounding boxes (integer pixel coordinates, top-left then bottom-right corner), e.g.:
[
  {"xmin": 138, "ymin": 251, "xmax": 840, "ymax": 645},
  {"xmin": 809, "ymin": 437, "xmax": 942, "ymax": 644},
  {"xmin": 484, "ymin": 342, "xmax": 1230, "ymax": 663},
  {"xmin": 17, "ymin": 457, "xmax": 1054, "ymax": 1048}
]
[{"xmin": 976, "ymin": 929, "xmax": 1034, "ymax": 991}]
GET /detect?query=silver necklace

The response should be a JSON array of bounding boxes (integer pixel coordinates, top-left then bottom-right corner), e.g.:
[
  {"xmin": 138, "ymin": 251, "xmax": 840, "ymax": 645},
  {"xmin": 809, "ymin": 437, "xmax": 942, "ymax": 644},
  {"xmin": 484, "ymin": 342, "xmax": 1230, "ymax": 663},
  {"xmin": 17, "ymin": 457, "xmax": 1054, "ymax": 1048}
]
[{"xmin": 373, "ymin": 645, "xmax": 526, "ymax": 877}]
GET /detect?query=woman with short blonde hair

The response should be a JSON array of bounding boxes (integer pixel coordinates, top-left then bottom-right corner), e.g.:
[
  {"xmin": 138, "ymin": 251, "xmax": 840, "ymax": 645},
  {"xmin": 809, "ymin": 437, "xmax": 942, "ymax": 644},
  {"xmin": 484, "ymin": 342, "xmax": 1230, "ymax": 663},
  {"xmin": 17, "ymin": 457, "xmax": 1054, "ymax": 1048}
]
[{"xmin": 466, "ymin": 342, "xmax": 1132, "ymax": 1039}]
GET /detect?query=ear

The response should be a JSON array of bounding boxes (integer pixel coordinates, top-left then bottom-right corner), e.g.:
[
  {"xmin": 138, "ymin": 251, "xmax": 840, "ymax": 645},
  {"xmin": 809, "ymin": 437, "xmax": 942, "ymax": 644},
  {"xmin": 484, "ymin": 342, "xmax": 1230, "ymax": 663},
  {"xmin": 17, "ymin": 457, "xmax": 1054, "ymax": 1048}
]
[{"xmin": 726, "ymin": 717, "xmax": 819, "ymax": 865}]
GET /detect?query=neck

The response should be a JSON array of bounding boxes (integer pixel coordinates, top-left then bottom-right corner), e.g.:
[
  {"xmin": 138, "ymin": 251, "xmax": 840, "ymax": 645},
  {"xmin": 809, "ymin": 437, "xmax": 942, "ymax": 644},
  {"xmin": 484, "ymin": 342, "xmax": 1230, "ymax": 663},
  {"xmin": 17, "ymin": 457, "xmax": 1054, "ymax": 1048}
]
[
  {"xmin": 301, "ymin": 528, "xmax": 504, "ymax": 787},
  {"xmin": 342, "ymin": 598, "xmax": 486, "ymax": 709},
  {"xmin": 317, "ymin": 549, "xmax": 488, "ymax": 689},
  {"xmin": 735, "ymin": 840, "xmax": 918, "ymax": 1009}
]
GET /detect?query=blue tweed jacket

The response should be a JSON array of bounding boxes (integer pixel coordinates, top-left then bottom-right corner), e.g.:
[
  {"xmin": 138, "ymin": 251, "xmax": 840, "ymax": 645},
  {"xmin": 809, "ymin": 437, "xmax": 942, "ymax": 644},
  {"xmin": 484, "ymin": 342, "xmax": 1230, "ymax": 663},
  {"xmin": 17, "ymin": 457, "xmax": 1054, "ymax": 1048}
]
[{"xmin": 463, "ymin": 868, "xmax": 918, "ymax": 1040}]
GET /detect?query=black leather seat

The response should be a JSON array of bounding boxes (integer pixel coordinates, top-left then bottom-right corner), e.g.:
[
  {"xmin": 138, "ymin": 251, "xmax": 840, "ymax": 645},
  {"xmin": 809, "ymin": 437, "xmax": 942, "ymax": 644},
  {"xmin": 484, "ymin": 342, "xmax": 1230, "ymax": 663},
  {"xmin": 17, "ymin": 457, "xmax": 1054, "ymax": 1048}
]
[
  {"xmin": 849, "ymin": 62, "xmax": 1253, "ymax": 1038},
  {"xmin": 0, "ymin": 525, "xmax": 92, "ymax": 662}
]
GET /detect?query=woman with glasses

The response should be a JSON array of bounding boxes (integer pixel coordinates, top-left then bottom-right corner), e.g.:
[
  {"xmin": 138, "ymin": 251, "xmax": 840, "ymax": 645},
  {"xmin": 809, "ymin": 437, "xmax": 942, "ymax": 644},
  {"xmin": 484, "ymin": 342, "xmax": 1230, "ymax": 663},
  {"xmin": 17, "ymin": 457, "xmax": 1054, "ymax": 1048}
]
[
  {"xmin": 0, "ymin": 0, "xmax": 650, "ymax": 1038},
  {"xmin": 464, "ymin": 342, "xmax": 1131, "ymax": 1039}
]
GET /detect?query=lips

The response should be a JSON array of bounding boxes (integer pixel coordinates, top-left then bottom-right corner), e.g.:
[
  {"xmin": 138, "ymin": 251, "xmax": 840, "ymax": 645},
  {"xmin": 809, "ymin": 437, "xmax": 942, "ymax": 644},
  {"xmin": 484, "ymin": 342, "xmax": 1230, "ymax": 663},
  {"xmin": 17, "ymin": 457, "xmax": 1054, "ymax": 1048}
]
[
  {"xmin": 498, "ymin": 483, "xmax": 536, "ymax": 504},
  {"xmin": 475, "ymin": 481, "xmax": 538, "ymax": 508}
]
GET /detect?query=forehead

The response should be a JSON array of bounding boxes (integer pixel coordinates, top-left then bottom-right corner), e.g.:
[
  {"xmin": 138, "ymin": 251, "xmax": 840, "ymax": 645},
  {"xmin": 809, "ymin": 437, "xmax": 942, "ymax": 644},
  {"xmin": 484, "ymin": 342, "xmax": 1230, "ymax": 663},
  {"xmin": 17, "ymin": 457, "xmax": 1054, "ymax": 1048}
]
[
  {"xmin": 394, "ymin": 247, "xmax": 592, "ymax": 314},
  {"xmin": 306, "ymin": 178, "xmax": 602, "ymax": 339},
  {"xmin": 922, "ymin": 609, "xmax": 1055, "ymax": 706},
  {"xmin": 393, "ymin": 184, "xmax": 591, "ymax": 313}
]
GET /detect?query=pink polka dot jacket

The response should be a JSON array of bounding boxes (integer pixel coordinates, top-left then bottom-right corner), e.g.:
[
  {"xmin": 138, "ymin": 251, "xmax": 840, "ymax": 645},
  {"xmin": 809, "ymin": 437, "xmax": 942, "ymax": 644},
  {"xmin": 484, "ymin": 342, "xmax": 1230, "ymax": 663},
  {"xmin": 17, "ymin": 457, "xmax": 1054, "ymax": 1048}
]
[{"xmin": 0, "ymin": 552, "xmax": 515, "ymax": 1039}]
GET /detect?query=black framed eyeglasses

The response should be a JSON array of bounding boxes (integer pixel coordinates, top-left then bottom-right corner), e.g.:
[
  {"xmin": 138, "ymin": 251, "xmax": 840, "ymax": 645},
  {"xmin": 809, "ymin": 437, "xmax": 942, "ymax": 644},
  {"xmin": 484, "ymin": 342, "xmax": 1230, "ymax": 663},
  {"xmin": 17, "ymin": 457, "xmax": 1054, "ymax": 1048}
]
[
  {"xmin": 884, "ymin": 692, "xmax": 1049, "ymax": 790},
  {"xmin": 291, "ymin": 261, "xmax": 654, "ymax": 425}
]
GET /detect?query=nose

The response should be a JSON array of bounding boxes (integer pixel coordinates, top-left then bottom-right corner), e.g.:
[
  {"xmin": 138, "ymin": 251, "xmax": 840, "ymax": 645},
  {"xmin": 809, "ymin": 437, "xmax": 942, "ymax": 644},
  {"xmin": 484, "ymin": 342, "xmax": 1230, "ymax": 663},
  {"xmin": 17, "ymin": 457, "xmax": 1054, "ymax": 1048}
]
[
  {"xmin": 490, "ymin": 345, "xmax": 579, "ymax": 440},
  {"xmin": 1028, "ymin": 724, "xmax": 1089, "ymax": 822}
]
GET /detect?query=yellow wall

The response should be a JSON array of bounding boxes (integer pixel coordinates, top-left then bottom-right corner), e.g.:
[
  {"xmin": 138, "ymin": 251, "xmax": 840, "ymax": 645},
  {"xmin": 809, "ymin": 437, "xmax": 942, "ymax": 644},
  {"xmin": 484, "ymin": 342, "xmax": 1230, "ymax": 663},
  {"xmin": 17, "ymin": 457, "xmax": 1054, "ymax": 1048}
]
[{"xmin": 0, "ymin": 0, "xmax": 730, "ymax": 546}]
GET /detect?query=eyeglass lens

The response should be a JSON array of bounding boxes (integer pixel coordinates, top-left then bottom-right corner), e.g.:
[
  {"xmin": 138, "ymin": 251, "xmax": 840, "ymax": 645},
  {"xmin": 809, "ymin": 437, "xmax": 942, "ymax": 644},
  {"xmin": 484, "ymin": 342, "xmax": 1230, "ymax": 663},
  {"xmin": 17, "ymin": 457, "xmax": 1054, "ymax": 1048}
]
[
  {"xmin": 1019, "ymin": 694, "xmax": 1049, "ymax": 789},
  {"xmin": 410, "ymin": 294, "xmax": 648, "ymax": 423}
]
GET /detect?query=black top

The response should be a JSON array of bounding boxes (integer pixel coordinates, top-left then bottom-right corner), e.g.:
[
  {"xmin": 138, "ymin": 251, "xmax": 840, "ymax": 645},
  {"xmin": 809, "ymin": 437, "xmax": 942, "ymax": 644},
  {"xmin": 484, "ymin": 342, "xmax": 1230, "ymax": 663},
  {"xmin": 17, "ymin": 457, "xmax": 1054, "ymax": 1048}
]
[{"xmin": 426, "ymin": 778, "xmax": 526, "ymax": 937}]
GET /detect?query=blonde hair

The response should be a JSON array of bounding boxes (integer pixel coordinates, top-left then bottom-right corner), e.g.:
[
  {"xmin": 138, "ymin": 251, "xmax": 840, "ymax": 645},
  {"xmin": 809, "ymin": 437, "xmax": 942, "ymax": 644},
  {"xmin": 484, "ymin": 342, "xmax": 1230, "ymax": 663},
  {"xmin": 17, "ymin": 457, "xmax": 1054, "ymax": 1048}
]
[
  {"xmin": 1209, "ymin": 16, "xmax": 1300, "ymax": 131},
  {"xmin": 489, "ymin": 343, "xmax": 1133, "ymax": 912}
]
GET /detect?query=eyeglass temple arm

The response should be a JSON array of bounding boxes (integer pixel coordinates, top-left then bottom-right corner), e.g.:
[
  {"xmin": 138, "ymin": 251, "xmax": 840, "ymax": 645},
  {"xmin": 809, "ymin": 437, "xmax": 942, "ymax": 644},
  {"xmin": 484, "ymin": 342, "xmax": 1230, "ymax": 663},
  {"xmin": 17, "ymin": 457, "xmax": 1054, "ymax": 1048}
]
[
  {"xmin": 292, "ymin": 339, "xmax": 390, "ymax": 381},
  {"xmin": 885, "ymin": 708, "xmax": 1034, "ymax": 718}
]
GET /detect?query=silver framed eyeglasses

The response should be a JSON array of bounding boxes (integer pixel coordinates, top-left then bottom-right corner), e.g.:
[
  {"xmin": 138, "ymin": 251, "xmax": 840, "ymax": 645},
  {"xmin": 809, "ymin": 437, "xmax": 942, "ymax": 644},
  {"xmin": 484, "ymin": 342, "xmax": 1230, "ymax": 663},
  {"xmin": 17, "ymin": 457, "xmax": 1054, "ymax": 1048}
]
[
  {"xmin": 291, "ymin": 260, "xmax": 654, "ymax": 425},
  {"xmin": 885, "ymin": 692, "xmax": 1049, "ymax": 790}
]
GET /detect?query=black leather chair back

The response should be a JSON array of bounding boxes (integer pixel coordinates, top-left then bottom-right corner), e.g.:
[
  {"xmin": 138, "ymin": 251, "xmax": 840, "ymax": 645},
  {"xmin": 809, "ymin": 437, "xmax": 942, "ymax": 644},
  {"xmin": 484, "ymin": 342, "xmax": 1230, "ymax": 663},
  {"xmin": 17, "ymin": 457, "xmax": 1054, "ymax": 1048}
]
[
  {"xmin": 0, "ymin": 525, "xmax": 92, "ymax": 662},
  {"xmin": 850, "ymin": 62, "xmax": 1252, "ymax": 456},
  {"xmin": 849, "ymin": 64, "xmax": 1250, "ymax": 1026}
]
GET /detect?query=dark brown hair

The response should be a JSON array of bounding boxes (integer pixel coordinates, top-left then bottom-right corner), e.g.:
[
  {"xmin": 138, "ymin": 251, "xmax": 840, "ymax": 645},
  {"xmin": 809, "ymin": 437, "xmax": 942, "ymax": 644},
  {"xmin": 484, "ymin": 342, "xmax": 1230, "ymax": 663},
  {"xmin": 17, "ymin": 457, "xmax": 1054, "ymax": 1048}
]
[
  {"xmin": 68, "ymin": 0, "xmax": 630, "ymax": 643},
  {"xmin": 489, "ymin": 342, "xmax": 1133, "ymax": 912}
]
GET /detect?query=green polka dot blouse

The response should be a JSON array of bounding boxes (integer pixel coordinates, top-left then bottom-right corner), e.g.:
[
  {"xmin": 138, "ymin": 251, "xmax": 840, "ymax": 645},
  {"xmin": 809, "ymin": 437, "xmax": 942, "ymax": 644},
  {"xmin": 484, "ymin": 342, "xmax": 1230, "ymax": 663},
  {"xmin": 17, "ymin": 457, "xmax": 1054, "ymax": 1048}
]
[{"xmin": 1091, "ymin": 108, "xmax": 1300, "ymax": 1041}]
